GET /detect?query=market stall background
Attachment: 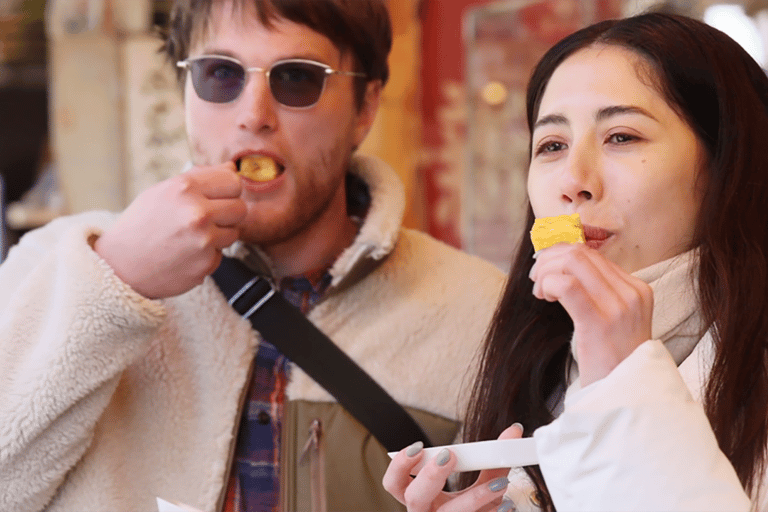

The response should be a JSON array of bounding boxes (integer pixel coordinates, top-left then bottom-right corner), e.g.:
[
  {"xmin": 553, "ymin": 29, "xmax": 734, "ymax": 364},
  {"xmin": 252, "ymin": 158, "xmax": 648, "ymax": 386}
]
[{"xmin": 2, "ymin": 0, "xmax": 767, "ymax": 267}]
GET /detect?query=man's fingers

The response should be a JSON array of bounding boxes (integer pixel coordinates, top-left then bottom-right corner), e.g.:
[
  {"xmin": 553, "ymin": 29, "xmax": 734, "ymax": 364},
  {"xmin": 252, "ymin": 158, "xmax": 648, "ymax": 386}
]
[
  {"xmin": 208, "ymin": 198, "xmax": 247, "ymax": 227},
  {"xmin": 183, "ymin": 163, "xmax": 242, "ymax": 199},
  {"xmin": 211, "ymin": 226, "xmax": 241, "ymax": 250}
]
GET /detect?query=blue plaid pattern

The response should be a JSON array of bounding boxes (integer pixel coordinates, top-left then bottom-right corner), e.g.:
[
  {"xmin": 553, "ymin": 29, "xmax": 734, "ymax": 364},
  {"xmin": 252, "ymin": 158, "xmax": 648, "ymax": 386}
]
[{"xmin": 225, "ymin": 270, "xmax": 332, "ymax": 512}]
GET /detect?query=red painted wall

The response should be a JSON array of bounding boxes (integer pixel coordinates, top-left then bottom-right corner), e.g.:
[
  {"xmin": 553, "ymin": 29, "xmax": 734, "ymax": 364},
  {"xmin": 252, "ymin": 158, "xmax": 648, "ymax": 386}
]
[{"xmin": 418, "ymin": 0, "xmax": 623, "ymax": 249}]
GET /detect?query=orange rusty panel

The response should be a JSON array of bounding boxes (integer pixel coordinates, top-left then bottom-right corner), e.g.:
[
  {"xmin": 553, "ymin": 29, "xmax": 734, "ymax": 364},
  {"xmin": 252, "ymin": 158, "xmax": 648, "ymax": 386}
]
[{"xmin": 359, "ymin": 0, "xmax": 425, "ymax": 231}]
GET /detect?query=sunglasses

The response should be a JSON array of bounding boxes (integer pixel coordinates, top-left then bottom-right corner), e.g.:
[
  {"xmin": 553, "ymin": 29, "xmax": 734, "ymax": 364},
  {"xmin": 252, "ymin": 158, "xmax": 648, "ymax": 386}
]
[{"xmin": 177, "ymin": 55, "xmax": 366, "ymax": 108}]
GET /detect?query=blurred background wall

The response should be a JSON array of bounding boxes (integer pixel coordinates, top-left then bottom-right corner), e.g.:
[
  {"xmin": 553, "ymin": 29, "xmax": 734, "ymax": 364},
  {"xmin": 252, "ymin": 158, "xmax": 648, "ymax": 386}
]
[
  {"xmin": 0, "ymin": 0, "xmax": 47, "ymax": 206},
  {"xmin": 3, "ymin": 0, "xmax": 768, "ymax": 267}
]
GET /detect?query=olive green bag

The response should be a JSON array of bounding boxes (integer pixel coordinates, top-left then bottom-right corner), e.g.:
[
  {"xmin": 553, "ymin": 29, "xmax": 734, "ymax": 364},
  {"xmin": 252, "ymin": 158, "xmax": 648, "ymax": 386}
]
[{"xmin": 211, "ymin": 255, "xmax": 434, "ymax": 452}]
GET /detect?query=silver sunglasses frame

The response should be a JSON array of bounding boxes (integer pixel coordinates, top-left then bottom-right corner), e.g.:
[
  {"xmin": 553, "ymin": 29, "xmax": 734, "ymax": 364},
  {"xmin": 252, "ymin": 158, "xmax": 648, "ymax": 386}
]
[{"xmin": 177, "ymin": 55, "xmax": 366, "ymax": 108}]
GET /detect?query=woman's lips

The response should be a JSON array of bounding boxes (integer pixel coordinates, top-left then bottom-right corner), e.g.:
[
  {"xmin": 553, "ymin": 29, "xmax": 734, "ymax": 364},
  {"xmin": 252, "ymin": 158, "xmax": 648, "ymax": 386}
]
[{"xmin": 583, "ymin": 224, "xmax": 613, "ymax": 249}]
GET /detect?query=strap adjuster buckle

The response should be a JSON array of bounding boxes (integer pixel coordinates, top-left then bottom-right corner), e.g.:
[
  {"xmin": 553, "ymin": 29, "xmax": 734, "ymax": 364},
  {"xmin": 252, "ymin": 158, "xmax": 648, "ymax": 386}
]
[{"xmin": 227, "ymin": 276, "xmax": 276, "ymax": 319}]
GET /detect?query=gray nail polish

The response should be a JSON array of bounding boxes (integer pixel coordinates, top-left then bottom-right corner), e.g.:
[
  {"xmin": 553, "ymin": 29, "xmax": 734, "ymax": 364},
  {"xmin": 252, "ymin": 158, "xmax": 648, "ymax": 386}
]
[
  {"xmin": 497, "ymin": 499, "xmax": 517, "ymax": 512},
  {"xmin": 435, "ymin": 448, "xmax": 450, "ymax": 466},
  {"xmin": 405, "ymin": 441, "xmax": 423, "ymax": 457},
  {"xmin": 488, "ymin": 476, "xmax": 509, "ymax": 492}
]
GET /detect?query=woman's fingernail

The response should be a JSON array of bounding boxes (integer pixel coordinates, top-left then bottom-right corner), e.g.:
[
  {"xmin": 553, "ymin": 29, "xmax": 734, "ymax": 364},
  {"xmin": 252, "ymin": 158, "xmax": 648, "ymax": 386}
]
[
  {"xmin": 511, "ymin": 422, "xmax": 524, "ymax": 434},
  {"xmin": 497, "ymin": 499, "xmax": 517, "ymax": 512},
  {"xmin": 405, "ymin": 441, "xmax": 423, "ymax": 457},
  {"xmin": 488, "ymin": 476, "xmax": 509, "ymax": 492},
  {"xmin": 435, "ymin": 448, "xmax": 451, "ymax": 466}
]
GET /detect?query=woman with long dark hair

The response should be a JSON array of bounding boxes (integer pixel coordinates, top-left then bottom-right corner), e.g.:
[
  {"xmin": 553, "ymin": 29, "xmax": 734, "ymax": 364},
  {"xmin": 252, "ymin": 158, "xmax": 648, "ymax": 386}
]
[{"xmin": 384, "ymin": 12, "xmax": 768, "ymax": 512}]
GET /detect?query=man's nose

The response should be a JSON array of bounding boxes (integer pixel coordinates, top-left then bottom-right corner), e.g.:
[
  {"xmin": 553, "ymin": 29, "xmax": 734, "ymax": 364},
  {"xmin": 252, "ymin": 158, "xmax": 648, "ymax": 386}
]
[{"xmin": 236, "ymin": 71, "xmax": 278, "ymax": 134}]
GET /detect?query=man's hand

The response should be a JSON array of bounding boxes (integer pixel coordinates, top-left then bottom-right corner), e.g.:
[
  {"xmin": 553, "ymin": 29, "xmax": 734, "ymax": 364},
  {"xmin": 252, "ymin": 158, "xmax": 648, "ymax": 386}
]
[{"xmin": 94, "ymin": 163, "xmax": 246, "ymax": 299}]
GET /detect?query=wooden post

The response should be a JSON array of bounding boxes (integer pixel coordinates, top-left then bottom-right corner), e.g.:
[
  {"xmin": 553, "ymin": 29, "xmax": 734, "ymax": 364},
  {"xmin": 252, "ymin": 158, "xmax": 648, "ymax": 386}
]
[{"xmin": 46, "ymin": 0, "xmax": 186, "ymax": 214}]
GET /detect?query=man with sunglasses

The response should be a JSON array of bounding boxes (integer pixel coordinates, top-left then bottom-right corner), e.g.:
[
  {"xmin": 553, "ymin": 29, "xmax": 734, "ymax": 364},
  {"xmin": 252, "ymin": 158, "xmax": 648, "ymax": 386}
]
[{"xmin": 0, "ymin": 1, "xmax": 505, "ymax": 511}]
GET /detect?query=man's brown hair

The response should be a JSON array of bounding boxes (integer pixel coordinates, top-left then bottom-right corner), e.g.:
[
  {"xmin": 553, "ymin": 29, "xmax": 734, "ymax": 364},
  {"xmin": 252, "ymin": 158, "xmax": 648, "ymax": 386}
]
[{"xmin": 161, "ymin": 0, "xmax": 392, "ymax": 109}]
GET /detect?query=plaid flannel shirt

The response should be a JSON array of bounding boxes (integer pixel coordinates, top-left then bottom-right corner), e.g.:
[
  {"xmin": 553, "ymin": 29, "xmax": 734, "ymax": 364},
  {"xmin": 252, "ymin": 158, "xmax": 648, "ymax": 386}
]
[{"xmin": 224, "ymin": 269, "xmax": 333, "ymax": 512}]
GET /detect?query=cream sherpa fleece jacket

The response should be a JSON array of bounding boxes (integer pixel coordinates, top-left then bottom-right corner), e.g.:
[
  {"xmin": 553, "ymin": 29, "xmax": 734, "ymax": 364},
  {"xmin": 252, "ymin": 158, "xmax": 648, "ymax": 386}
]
[{"xmin": 0, "ymin": 155, "xmax": 506, "ymax": 512}]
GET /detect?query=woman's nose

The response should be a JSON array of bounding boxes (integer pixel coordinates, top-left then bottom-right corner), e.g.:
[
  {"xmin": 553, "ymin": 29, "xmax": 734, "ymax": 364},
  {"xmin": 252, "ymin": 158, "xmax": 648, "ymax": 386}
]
[
  {"xmin": 236, "ymin": 72, "xmax": 278, "ymax": 134},
  {"xmin": 559, "ymin": 144, "xmax": 601, "ymax": 204}
]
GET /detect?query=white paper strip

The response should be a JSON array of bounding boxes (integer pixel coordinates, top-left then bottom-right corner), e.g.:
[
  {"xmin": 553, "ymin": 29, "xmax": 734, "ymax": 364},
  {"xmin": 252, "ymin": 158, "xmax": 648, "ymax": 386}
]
[
  {"xmin": 156, "ymin": 497, "xmax": 205, "ymax": 512},
  {"xmin": 388, "ymin": 438, "xmax": 538, "ymax": 473}
]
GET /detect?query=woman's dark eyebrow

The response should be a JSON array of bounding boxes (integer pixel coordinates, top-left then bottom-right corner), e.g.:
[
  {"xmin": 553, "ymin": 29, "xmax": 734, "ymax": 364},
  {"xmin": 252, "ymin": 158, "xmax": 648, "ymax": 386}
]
[
  {"xmin": 534, "ymin": 105, "xmax": 659, "ymax": 132},
  {"xmin": 533, "ymin": 113, "xmax": 568, "ymax": 131},
  {"xmin": 596, "ymin": 104, "xmax": 659, "ymax": 122}
]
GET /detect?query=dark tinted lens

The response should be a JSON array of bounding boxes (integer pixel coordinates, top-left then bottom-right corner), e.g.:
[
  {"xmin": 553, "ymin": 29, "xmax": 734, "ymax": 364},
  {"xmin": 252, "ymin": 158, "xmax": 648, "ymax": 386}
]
[
  {"xmin": 190, "ymin": 58, "xmax": 245, "ymax": 103},
  {"xmin": 269, "ymin": 61, "xmax": 326, "ymax": 107}
]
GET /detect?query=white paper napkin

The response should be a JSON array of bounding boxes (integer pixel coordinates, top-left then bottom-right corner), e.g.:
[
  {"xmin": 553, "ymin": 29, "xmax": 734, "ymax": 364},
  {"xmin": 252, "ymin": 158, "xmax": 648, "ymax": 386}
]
[{"xmin": 156, "ymin": 497, "xmax": 206, "ymax": 512}]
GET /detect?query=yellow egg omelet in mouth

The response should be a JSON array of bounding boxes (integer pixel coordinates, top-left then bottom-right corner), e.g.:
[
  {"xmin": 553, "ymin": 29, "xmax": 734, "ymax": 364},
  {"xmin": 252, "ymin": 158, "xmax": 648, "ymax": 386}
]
[
  {"xmin": 236, "ymin": 155, "xmax": 282, "ymax": 182},
  {"xmin": 530, "ymin": 213, "xmax": 586, "ymax": 253}
]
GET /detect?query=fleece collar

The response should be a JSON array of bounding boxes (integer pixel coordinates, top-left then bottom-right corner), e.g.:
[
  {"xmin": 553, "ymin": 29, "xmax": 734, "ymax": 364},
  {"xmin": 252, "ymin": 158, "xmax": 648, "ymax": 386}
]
[{"xmin": 632, "ymin": 248, "xmax": 702, "ymax": 364}]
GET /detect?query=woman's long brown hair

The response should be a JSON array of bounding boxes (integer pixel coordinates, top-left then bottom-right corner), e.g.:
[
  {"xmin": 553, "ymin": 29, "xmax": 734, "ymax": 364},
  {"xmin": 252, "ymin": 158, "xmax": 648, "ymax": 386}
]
[{"xmin": 462, "ymin": 13, "xmax": 768, "ymax": 509}]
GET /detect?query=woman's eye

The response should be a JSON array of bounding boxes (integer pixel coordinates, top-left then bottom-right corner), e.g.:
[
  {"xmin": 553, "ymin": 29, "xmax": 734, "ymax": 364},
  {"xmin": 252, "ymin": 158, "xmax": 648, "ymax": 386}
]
[
  {"xmin": 608, "ymin": 132, "xmax": 636, "ymax": 144},
  {"xmin": 535, "ymin": 140, "xmax": 566, "ymax": 155}
]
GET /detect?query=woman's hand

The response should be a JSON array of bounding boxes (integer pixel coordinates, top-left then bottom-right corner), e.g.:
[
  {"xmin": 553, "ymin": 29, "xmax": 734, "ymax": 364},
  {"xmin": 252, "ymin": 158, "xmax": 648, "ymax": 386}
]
[
  {"xmin": 94, "ymin": 163, "xmax": 246, "ymax": 299},
  {"xmin": 382, "ymin": 424, "xmax": 523, "ymax": 512},
  {"xmin": 529, "ymin": 243, "xmax": 653, "ymax": 386}
]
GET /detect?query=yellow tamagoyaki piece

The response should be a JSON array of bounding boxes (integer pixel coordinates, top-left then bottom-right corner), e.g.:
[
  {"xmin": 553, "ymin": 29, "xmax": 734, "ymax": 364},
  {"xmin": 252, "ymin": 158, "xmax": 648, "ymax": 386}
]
[
  {"xmin": 237, "ymin": 155, "xmax": 279, "ymax": 182},
  {"xmin": 530, "ymin": 213, "xmax": 586, "ymax": 252}
]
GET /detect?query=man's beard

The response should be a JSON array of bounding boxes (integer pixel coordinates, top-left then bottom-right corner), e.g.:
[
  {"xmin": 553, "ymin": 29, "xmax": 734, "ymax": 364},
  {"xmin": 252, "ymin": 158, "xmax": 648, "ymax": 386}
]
[{"xmin": 239, "ymin": 176, "xmax": 342, "ymax": 248}]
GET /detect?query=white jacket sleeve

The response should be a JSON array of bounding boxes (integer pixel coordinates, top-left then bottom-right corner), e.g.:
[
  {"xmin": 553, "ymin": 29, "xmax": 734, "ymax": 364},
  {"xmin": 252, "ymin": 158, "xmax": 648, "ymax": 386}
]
[
  {"xmin": 533, "ymin": 339, "xmax": 751, "ymax": 512},
  {"xmin": 0, "ymin": 213, "xmax": 166, "ymax": 512}
]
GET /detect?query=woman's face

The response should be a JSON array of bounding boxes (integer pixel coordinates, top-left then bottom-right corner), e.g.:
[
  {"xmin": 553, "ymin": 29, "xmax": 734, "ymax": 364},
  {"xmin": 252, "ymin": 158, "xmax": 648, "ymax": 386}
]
[{"xmin": 527, "ymin": 44, "xmax": 705, "ymax": 274}]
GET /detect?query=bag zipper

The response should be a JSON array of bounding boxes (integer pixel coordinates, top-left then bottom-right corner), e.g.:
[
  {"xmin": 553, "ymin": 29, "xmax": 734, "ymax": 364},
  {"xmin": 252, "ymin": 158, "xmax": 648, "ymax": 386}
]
[{"xmin": 299, "ymin": 418, "xmax": 327, "ymax": 512}]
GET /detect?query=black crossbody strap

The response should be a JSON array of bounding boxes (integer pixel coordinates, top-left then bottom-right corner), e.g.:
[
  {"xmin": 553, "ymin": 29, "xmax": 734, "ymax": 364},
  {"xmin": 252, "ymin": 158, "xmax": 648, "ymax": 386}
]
[{"xmin": 211, "ymin": 256, "xmax": 432, "ymax": 452}]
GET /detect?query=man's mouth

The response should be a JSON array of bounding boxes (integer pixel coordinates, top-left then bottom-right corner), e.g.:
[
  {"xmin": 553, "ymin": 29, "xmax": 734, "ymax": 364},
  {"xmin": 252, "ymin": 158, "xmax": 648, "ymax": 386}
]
[{"xmin": 236, "ymin": 155, "xmax": 285, "ymax": 182}]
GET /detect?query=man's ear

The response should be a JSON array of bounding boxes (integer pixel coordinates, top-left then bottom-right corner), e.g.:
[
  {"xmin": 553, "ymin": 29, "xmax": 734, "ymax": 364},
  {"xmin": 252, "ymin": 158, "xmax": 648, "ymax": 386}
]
[{"xmin": 352, "ymin": 79, "xmax": 383, "ymax": 148}]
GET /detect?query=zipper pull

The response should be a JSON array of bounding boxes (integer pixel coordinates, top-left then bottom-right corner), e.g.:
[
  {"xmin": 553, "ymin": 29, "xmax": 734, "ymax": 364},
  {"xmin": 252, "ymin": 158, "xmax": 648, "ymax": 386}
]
[
  {"xmin": 300, "ymin": 419, "xmax": 322, "ymax": 465},
  {"xmin": 299, "ymin": 419, "xmax": 326, "ymax": 512}
]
